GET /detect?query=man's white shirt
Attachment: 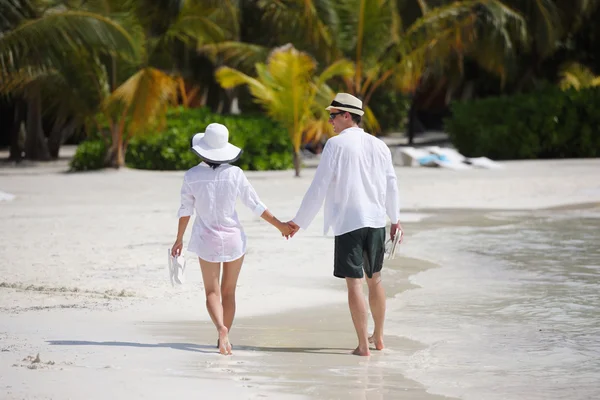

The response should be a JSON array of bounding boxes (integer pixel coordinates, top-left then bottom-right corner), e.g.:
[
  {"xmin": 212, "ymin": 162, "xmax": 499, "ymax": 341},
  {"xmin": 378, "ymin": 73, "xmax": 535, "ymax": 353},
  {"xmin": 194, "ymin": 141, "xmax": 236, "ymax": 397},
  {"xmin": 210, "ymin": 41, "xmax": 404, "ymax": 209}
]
[{"xmin": 293, "ymin": 127, "xmax": 400, "ymax": 236}]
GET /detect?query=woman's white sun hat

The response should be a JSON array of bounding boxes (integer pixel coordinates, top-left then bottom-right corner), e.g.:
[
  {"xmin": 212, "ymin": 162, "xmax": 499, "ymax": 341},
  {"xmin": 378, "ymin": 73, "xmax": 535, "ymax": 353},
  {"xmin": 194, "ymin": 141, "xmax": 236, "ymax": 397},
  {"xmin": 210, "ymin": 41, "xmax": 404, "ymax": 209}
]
[
  {"xmin": 325, "ymin": 93, "xmax": 364, "ymax": 116},
  {"xmin": 191, "ymin": 123, "xmax": 243, "ymax": 163}
]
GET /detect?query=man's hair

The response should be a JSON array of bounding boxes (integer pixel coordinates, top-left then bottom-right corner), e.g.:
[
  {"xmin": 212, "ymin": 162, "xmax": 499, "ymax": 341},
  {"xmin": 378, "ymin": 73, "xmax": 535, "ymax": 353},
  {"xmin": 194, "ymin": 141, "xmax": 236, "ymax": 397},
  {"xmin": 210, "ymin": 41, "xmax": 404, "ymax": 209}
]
[{"xmin": 350, "ymin": 113, "xmax": 362, "ymax": 125}]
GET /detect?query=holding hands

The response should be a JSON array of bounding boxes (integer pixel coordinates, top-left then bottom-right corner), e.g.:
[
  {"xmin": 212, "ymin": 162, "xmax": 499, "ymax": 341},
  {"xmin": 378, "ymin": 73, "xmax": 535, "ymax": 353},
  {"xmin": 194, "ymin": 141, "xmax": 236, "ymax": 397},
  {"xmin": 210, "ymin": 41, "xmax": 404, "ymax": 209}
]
[
  {"xmin": 276, "ymin": 220, "xmax": 300, "ymax": 238},
  {"xmin": 271, "ymin": 218, "xmax": 300, "ymax": 239},
  {"xmin": 276, "ymin": 220, "xmax": 293, "ymax": 238},
  {"xmin": 286, "ymin": 221, "xmax": 300, "ymax": 238}
]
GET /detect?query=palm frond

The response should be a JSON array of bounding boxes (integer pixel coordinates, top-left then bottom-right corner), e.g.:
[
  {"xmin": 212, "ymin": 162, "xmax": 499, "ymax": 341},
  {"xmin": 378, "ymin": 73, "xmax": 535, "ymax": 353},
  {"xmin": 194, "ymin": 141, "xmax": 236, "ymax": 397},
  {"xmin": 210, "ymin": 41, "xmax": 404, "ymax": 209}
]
[
  {"xmin": 335, "ymin": 0, "xmax": 397, "ymax": 61},
  {"xmin": 215, "ymin": 66, "xmax": 275, "ymax": 107},
  {"xmin": 303, "ymin": 118, "xmax": 334, "ymax": 144},
  {"xmin": 106, "ymin": 67, "xmax": 179, "ymax": 136},
  {"xmin": 165, "ymin": 15, "xmax": 225, "ymax": 45},
  {"xmin": 559, "ymin": 62, "xmax": 600, "ymax": 90},
  {"xmin": 531, "ymin": 0, "xmax": 562, "ymax": 57},
  {"xmin": 0, "ymin": 65, "xmax": 55, "ymax": 93},
  {"xmin": 201, "ymin": 41, "xmax": 270, "ymax": 74},
  {"xmin": 257, "ymin": 0, "xmax": 340, "ymax": 63},
  {"xmin": 397, "ymin": 0, "xmax": 527, "ymax": 90},
  {"xmin": 162, "ymin": 0, "xmax": 240, "ymax": 47},
  {"xmin": 314, "ymin": 59, "xmax": 355, "ymax": 88},
  {"xmin": 0, "ymin": 10, "xmax": 137, "ymax": 78}
]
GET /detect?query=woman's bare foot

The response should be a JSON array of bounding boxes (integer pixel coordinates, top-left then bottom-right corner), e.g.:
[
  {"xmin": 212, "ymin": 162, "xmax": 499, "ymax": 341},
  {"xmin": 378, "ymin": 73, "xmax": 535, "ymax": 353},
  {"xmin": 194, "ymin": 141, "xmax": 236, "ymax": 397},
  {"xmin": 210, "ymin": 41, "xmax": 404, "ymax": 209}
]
[
  {"xmin": 368, "ymin": 334, "xmax": 385, "ymax": 350},
  {"xmin": 217, "ymin": 327, "xmax": 232, "ymax": 355},
  {"xmin": 352, "ymin": 346, "xmax": 371, "ymax": 356}
]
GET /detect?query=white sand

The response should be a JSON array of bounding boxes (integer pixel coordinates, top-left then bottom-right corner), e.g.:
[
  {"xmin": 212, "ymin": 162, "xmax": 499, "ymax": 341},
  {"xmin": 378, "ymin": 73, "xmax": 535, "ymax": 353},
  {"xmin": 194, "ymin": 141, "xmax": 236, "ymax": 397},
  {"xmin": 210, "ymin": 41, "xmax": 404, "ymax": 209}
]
[{"xmin": 1, "ymin": 154, "xmax": 599, "ymax": 399}]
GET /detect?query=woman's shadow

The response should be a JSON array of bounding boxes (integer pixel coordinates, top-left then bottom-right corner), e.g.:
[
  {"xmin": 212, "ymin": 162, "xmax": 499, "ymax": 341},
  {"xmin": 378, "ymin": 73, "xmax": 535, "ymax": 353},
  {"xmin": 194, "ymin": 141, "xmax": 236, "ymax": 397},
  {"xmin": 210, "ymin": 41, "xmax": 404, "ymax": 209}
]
[{"xmin": 47, "ymin": 340, "xmax": 349, "ymax": 355}]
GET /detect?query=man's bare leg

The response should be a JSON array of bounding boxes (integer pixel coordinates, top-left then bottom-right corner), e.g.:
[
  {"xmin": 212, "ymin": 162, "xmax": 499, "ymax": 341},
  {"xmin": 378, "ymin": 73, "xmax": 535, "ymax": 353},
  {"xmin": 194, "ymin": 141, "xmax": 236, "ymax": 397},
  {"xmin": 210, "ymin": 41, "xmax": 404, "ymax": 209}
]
[
  {"xmin": 199, "ymin": 258, "xmax": 231, "ymax": 355},
  {"xmin": 346, "ymin": 277, "xmax": 371, "ymax": 356},
  {"xmin": 366, "ymin": 272, "xmax": 386, "ymax": 350},
  {"xmin": 221, "ymin": 256, "xmax": 244, "ymax": 334}
]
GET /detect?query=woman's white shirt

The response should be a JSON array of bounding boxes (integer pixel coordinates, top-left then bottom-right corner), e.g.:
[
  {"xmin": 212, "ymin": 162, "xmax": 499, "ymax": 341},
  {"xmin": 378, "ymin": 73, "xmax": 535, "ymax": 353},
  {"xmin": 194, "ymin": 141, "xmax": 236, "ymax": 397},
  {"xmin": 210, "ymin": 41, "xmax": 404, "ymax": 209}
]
[{"xmin": 177, "ymin": 163, "xmax": 266, "ymax": 262}]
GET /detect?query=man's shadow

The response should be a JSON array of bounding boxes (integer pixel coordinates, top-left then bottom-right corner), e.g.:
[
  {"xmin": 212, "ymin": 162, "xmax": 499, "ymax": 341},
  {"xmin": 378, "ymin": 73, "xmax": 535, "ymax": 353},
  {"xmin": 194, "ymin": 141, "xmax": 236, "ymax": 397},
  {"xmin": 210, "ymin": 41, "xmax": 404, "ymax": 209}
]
[{"xmin": 47, "ymin": 340, "xmax": 350, "ymax": 356}]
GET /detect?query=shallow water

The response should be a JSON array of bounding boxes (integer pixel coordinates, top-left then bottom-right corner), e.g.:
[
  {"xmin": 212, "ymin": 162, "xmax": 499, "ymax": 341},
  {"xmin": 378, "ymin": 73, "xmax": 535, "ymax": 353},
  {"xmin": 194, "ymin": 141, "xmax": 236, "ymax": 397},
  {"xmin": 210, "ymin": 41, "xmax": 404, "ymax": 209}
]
[{"xmin": 391, "ymin": 207, "xmax": 600, "ymax": 400}]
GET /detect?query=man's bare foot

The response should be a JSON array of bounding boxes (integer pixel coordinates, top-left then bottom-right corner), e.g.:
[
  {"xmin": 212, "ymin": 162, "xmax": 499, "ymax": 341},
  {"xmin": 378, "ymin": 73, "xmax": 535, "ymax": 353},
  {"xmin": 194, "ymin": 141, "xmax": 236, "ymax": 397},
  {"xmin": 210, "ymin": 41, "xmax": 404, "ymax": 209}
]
[
  {"xmin": 352, "ymin": 346, "xmax": 371, "ymax": 356},
  {"xmin": 368, "ymin": 335, "xmax": 385, "ymax": 350},
  {"xmin": 218, "ymin": 327, "xmax": 232, "ymax": 355}
]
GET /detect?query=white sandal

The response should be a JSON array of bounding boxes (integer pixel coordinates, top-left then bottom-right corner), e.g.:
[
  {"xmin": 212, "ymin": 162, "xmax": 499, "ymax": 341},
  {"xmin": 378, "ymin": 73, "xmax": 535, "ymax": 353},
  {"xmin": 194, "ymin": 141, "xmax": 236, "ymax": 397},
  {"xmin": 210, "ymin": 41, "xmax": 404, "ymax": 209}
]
[{"xmin": 167, "ymin": 249, "xmax": 186, "ymax": 286}]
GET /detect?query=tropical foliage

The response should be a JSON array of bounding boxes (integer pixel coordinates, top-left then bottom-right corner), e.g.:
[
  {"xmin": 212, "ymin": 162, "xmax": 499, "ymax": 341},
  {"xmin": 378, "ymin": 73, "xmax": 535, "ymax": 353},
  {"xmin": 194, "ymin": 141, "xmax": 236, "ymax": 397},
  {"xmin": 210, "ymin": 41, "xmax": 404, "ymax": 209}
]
[
  {"xmin": 216, "ymin": 44, "xmax": 354, "ymax": 176},
  {"xmin": 71, "ymin": 106, "xmax": 293, "ymax": 171},
  {"xmin": 447, "ymin": 85, "xmax": 600, "ymax": 159}
]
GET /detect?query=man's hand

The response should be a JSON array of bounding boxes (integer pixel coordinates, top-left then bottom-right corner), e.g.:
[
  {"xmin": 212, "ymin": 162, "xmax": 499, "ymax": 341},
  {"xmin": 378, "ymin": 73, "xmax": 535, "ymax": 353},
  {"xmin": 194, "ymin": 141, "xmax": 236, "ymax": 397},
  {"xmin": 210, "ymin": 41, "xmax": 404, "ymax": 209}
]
[
  {"xmin": 171, "ymin": 239, "xmax": 183, "ymax": 257},
  {"xmin": 390, "ymin": 222, "xmax": 403, "ymax": 243},
  {"xmin": 286, "ymin": 221, "xmax": 300, "ymax": 238},
  {"xmin": 277, "ymin": 221, "xmax": 293, "ymax": 238}
]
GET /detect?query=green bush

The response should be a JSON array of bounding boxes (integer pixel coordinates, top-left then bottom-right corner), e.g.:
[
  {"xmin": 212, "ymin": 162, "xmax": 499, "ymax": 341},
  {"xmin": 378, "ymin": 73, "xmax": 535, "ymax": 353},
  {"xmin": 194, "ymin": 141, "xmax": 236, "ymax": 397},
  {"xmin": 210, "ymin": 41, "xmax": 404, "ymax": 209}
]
[
  {"xmin": 369, "ymin": 88, "xmax": 410, "ymax": 134},
  {"xmin": 69, "ymin": 139, "xmax": 107, "ymax": 171},
  {"xmin": 126, "ymin": 107, "xmax": 293, "ymax": 171},
  {"xmin": 446, "ymin": 86, "xmax": 600, "ymax": 159}
]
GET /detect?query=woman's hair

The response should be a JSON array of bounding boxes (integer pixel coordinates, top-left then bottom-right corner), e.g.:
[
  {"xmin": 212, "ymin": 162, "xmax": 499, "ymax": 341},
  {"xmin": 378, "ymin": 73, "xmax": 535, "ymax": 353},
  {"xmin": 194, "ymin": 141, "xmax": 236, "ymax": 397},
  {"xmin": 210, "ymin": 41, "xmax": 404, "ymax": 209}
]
[{"xmin": 205, "ymin": 161, "xmax": 221, "ymax": 170}]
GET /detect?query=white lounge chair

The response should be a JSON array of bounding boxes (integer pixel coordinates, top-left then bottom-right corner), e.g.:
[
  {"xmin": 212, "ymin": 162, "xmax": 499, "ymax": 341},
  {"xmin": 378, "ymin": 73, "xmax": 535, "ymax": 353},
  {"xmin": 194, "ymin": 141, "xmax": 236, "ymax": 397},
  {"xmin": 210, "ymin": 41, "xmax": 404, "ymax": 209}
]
[
  {"xmin": 397, "ymin": 147, "xmax": 432, "ymax": 167},
  {"xmin": 398, "ymin": 147, "xmax": 471, "ymax": 169},
  {"xmin": 426, "ymin": 146, "xmax": 504, "ymax": 169}
]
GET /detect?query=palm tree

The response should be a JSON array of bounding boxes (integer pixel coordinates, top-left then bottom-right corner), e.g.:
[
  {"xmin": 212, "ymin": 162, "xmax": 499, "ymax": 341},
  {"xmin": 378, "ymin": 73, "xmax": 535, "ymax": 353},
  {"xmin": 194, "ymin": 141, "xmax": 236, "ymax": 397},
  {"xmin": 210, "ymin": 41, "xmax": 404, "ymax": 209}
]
[
  {"xmin": 0, "ymin": 0, "xmax": 137, "ymax": 160},
  {"xmin": 99, "ymin": 0, "xmax": 239, "ymax": 167},
  {"xmin": 216, "ymin": 44, "xmax": 354, "ymax": 176},
  {"xmin": 504, "ymin": 0, "xmax": 600, "ymax": 91},
  {"xmin": 226, "ymin": 0, "xmax": 526, "ymax": 135}
]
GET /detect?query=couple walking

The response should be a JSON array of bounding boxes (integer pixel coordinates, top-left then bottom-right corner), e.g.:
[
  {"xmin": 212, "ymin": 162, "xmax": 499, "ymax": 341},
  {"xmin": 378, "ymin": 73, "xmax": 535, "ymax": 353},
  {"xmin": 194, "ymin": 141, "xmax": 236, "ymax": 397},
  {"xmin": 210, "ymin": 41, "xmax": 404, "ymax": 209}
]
[{"xmin": 171, "ymin": 93, "xmax": 402, "ymax": 356}]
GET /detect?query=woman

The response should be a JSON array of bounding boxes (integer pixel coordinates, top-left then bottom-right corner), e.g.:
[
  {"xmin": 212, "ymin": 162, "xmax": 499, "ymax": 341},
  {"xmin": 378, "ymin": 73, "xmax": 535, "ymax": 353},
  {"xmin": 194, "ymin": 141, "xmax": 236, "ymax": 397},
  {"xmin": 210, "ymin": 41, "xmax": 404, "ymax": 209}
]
[{"xmin": 171, "ymin": 123, "xmax": 291, "ymax": 355}]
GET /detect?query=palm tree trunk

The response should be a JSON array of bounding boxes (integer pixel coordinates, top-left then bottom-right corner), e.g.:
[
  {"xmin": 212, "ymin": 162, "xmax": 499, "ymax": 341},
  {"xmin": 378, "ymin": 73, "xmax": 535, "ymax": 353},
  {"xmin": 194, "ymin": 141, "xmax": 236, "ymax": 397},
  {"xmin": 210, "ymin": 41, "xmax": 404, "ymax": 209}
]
[
  {"xmin": 106, "ymin": 123, "xmax": 125, "ymax": 168},
  {"xmin": 9, "ymin": 102, "xmax": 24, "ymax": 161},
  {"xmin": 293, "ymin": 150, "xmax": 301, "ymax": 177},
  {"xmin": 25, "ymin": 87, "xmax": 50, "ymax": 161},
  {"xmin": 407, "ymin": 96, "xmax": 417, "ymax": 145},
  {"xmin": 48, "ymin": 117, "xmax": 78, "ymax": 159}
]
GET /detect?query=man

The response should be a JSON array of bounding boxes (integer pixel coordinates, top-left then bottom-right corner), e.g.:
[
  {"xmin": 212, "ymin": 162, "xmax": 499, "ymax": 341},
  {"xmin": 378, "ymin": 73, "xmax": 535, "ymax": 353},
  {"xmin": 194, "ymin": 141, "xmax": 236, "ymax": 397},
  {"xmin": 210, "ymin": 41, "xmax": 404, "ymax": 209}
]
[{"xmin": 288, "ymin": 93, "xmax": 402, "ymax": 356}]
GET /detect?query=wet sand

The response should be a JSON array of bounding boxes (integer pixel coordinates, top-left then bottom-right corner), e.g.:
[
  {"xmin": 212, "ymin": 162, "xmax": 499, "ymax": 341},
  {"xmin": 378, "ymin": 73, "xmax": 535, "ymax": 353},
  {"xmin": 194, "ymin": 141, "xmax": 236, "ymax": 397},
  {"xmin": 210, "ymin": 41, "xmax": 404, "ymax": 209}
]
[{"xmin": 144, "ymin": 256, "xmax": 455, "ymax": 400}]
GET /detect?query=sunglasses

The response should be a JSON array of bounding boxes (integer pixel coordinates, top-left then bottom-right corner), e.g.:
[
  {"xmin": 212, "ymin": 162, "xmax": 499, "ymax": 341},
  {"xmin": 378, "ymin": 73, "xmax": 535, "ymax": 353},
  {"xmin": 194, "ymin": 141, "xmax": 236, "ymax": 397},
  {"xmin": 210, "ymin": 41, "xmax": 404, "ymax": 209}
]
[{"xmin": 329, "ymin": 111, "xmax": 345, "ymax": 120}]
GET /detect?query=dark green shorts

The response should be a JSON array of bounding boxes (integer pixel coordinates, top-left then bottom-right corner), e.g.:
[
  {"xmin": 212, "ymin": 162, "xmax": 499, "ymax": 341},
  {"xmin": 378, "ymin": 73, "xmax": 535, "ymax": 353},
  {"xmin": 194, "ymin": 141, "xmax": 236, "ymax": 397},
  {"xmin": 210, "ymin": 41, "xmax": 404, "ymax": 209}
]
[{"xmin": 334, "ymin": 227, "xmax": 386, "ymax": 279}]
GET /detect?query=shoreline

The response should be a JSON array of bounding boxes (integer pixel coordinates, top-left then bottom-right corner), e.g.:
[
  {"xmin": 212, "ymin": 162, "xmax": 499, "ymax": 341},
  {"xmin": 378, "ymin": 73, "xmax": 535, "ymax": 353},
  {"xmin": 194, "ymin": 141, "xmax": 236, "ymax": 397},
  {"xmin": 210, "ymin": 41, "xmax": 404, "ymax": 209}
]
[{"xmin": 143, "ymin": 254, "xmax": 455, "ymax": 400}]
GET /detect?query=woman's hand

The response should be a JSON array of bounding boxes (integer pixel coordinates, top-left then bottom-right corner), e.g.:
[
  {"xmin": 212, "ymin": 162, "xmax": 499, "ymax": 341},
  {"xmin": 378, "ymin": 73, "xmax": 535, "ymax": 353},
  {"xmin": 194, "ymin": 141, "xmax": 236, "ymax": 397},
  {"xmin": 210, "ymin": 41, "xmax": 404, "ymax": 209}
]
[
  {"xmin": 171, "ymin": 239, "xmax": 183, "ymax": 257},
  {"xmin": 277, "ymin": 221, "xmax": 292, "ymax": 238}
]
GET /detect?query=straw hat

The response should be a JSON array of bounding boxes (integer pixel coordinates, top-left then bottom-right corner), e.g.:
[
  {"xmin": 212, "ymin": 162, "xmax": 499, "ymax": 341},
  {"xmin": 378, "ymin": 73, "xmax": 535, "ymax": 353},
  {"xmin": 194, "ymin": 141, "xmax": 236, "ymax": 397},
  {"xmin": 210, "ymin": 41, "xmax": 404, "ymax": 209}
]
[
  {"xmin": 191, "ymin": 123, "xmax": 242, "ymax": 163},
  {"xmin": 325, "ymin": 93, "xmax": 364, "ymax": 116}
]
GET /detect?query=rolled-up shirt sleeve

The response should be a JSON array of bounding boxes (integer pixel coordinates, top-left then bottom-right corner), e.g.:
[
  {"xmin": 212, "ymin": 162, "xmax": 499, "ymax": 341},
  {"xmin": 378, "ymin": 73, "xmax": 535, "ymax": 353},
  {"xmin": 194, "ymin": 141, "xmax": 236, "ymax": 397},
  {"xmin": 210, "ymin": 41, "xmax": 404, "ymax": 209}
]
[
  {"xmin": 239, "ymin": 172, "xmax": 267, "ymax": 217},
  {"xmin": 385, "ymin": 149, "xmax": 400, "ymax": 223},
  {"xmin": 177, "ymin": 178, "xmax": 195, "ymax": 218},
  {"xmin": 293, "ymin": 142, "xmax": 336, "ymax": 229}
]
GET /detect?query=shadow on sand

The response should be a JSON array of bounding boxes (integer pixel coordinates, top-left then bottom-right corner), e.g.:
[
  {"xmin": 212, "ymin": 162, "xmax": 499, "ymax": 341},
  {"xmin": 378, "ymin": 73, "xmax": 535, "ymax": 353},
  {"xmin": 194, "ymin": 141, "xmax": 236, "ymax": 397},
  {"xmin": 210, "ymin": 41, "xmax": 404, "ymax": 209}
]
[{"xmin": 47, "ymin": 340, "xmax": 351, "ymax": 356}]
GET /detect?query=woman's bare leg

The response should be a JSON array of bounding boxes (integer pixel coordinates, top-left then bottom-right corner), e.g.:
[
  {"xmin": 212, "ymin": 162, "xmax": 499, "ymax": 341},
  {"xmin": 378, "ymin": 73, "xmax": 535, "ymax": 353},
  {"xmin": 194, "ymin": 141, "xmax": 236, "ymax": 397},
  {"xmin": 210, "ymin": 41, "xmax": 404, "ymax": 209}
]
[
  {"xmin": 199, "ymin": 258, "xmax": 230, "ymax": 355},
  {"xmin": 222, "ymin": 256, "xmax": 244, "ymax": 336}
]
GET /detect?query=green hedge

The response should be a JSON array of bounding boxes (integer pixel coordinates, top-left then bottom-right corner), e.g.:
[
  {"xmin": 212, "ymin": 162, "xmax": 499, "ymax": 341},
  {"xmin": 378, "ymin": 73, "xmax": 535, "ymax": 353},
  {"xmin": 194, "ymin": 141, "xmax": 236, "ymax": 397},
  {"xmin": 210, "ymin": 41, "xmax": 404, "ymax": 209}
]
[
  {"xmin": 71, "ymin": 107, "xmax": 293, "ymax": 171},
  {"xmin": 69, "ymin": 139, "xmax": 107, "ymax": 171},
  {"xmin": 446, "ymin": 86, "xmax": 600, "ymax": 159},
  {"xmin": 369, "ymin": 88, "xmax": 410, "ymax": 133}
]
